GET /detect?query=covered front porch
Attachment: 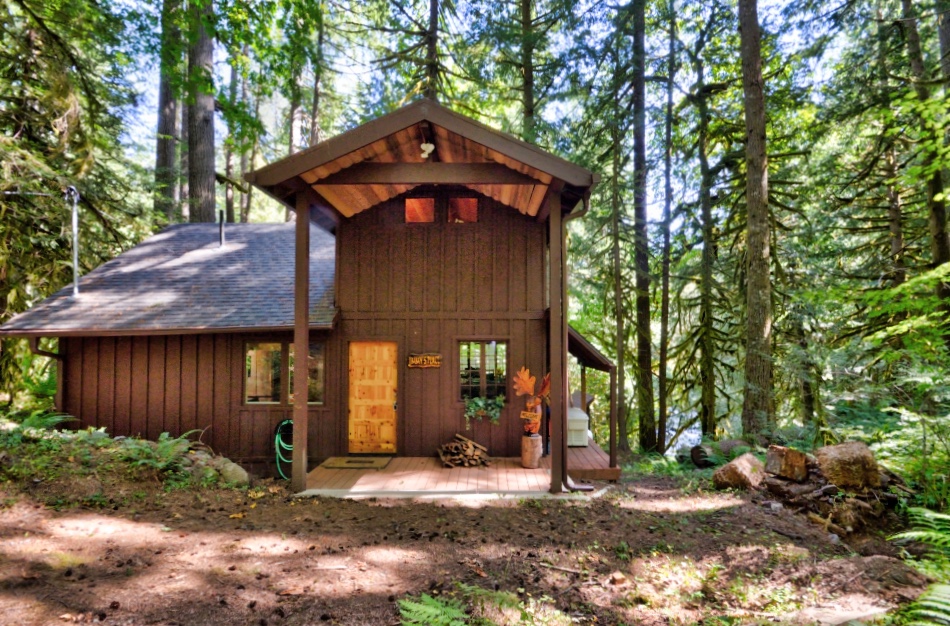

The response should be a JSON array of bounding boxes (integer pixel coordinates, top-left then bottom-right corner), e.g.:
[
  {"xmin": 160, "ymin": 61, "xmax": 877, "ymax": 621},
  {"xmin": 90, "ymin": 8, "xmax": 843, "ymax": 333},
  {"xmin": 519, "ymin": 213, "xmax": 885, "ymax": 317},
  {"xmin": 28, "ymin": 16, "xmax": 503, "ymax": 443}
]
[{"xmin": 303, "ymin": 439, "xmax": 619, "ymax": 498}]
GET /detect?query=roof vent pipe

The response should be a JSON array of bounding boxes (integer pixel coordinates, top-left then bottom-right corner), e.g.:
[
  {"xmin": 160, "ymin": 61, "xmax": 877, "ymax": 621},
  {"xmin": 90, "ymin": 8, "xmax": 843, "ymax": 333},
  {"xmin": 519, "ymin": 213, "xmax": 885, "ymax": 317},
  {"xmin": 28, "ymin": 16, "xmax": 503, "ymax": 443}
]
[
  {"xmin": 66, "ymin": 186, "xmax": 80, "ymax": 297},
  {"xmin": 219, "ymin": 209, "xmax": 226, "ymax": 248}
]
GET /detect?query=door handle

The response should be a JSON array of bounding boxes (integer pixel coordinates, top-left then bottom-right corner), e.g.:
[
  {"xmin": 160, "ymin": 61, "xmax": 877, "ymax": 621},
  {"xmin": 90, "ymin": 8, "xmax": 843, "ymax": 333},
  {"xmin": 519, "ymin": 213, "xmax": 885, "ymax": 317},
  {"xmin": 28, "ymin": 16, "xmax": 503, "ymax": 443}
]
[{"xmin": 393, "ymin": 401, "xmax": 398, "ymax": 411}]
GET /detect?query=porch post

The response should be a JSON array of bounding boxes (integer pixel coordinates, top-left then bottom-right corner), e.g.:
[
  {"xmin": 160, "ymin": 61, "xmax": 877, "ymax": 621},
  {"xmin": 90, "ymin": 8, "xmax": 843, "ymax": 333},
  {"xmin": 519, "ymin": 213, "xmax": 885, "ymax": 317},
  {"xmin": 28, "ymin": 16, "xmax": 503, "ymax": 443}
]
[
  {"xmin": 291, "ymin": 194, "xmax": 310, "ymax": 492},
  {"xmin": 580, "ymin": 365, "xmax": 587, "ymax": 412},
  {"xmin": 548, "ymin": 190, "xmax": 565, "ymax": 493}
]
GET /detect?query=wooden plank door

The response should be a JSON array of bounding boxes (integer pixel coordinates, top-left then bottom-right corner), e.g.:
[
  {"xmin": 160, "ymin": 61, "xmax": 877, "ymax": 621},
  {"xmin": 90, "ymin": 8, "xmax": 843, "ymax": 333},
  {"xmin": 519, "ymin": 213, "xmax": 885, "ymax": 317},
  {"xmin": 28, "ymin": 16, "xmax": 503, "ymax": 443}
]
[{"xmin": 348, "ymin": 341, "xmax": 398, "ymax": 454}]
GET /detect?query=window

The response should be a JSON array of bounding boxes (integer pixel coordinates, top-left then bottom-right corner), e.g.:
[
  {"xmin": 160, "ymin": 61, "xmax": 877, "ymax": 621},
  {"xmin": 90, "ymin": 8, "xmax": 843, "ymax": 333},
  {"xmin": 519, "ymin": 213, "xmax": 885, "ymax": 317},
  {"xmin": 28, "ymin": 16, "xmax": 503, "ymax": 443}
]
[
  {"xmin": 289, "ymin": 342, "xmax": 326, "ymax": 404},
  {"xmin": 448, "ymin": 197, "xmax": 477, "ymax": 223},
  {"xmin": 245, "ymin": 342, "xmax": 282, "ymax": 403},
  {"xmin": 459, "ymin": 341, "xmax": 507, "ymax": 400},
  {"xmin": 405, "ymin": 197, "xmax": 435, "ymax": 223},
  {"xmin": 244, "ymin": 341, "xmax": 326, "ymax": 405}
]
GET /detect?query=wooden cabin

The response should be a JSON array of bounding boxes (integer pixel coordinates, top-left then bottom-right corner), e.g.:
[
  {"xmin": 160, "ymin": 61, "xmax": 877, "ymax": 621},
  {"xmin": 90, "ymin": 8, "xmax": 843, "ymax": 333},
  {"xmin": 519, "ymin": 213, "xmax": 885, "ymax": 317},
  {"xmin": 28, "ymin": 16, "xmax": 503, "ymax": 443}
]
[{"xmin": 0, "ymin": 99, "xmax": 617, "ymax": 492}]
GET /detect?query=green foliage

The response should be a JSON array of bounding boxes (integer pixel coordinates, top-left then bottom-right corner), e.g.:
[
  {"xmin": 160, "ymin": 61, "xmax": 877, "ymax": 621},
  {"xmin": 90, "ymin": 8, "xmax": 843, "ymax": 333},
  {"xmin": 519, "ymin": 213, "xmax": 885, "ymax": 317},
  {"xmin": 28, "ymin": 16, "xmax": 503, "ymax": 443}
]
[
  {"xmin": 116, "ymin": 430, "xmax": 199, "ymax": 477},
  {"xmin": 893, "ymin": 509, "xmax": 950, "ymax": 625},
  {"xmin": 463, "ymin": 396, "xmax": 505, "ymax": 428},
  {"xmin": 398, "ymin": 593, "xmax": 468, "ymax": 626}
]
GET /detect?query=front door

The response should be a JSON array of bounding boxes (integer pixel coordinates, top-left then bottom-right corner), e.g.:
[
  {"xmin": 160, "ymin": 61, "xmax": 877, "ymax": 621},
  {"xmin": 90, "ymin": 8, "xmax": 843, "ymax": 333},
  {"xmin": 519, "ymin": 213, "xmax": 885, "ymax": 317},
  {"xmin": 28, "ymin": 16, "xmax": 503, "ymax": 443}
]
[{"xmin": 348, "ymin": 341, "xmax": 398, "ymax": 453}]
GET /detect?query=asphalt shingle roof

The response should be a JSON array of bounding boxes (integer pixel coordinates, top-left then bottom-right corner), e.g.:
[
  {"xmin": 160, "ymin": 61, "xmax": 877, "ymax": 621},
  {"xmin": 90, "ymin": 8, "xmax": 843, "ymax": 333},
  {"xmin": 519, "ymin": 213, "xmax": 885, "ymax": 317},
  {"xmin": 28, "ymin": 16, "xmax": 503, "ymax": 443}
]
[{"xmin": 0, "ymin": 222, "xmax": 336, "ymax": 335}]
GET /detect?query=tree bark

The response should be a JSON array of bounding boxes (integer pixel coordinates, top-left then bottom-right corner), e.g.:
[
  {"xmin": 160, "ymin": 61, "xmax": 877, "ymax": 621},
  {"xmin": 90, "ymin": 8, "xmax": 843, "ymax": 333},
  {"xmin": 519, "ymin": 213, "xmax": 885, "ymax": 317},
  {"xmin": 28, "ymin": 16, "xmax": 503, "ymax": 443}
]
[
  {"xmin": 521, "ymin": 0, "xmax": 535, "ymax": 143},
  {"xmin": 187, "ymin": 0, "xmax": 216, "ymax": 223},
  {"xmin": 632, "ymin": 0, "xmax": 655, "ymax": 452},
  {"xmin": 902, "ymin": 0, "xmax": 950, "ymax": 345},
  {"xmin": 657, "ymin": 0, "xmax": 676, "ymax": 454},
  {"xmin": 425, "ymin": 0, "xmax": 439, "ymax": 100},
  {"xmin": 155, "ymin": 0, "xmax": 181, "ymax": 221},
  {"xmin": 739, "ymin": 0, "xmax": 773, "ymax": 437}
]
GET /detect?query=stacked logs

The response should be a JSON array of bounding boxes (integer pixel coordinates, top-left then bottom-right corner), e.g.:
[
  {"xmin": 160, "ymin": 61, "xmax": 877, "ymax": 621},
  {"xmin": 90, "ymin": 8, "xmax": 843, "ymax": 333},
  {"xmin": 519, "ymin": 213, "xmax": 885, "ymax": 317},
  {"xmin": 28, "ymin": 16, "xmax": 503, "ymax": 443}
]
[{"xmin": 438, "ymin": 434, "xmax": 491, "ymax": 468}]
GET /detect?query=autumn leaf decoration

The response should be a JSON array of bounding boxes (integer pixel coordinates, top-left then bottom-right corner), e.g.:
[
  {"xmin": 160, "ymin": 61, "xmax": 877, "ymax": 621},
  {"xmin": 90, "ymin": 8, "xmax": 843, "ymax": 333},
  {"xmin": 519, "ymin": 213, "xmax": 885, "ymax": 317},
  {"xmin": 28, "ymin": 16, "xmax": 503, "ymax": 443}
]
[{"xmin": 513, "ymin": 367, "xmax": 536, "ymax": 398}]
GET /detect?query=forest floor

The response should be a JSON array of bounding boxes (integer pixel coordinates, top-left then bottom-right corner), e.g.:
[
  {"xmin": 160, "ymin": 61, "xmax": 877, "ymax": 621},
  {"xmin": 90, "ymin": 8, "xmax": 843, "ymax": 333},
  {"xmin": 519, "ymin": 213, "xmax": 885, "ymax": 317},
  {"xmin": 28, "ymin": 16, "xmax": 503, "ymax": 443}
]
[{"xmin": 0, "ymin": 465, "xmax": 930, "ymax": 625}]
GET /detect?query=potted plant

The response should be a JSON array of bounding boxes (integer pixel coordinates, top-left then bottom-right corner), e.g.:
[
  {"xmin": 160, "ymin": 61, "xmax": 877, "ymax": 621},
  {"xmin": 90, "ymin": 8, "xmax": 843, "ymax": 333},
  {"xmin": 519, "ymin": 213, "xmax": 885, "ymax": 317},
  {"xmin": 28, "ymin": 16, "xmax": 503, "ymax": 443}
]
[
  {"xmin": 512, "ymin": 367, "xmax": 550, "ymax": 468},
  {"xmin": 463, "ymin": 395, "xmax": 505, "ymax": 429}
]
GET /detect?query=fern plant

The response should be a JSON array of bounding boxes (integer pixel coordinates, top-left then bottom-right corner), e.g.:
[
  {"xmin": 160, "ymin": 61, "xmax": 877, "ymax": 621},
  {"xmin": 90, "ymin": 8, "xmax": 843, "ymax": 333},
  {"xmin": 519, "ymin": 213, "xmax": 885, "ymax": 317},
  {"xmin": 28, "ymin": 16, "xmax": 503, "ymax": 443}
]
[
  {"xmin": 398, "ymin": 593, "xmax": 468, "ymax": 626},
  {"xmin": 893, "ymin": 508, "xmax": 950, "ymax": 626}
]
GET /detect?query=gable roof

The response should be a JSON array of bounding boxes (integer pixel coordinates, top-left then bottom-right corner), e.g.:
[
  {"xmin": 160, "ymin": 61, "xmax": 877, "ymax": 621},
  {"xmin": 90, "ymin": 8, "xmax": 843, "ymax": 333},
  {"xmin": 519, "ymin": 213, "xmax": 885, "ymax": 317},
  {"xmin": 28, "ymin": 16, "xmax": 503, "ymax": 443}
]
[
  {"xmin": 246, "ymin": 99, "xmax": 598, "ymax": 227},
  {"xmin": 0, "ymin": 223, "xmax": 336, "ymax": 337}
]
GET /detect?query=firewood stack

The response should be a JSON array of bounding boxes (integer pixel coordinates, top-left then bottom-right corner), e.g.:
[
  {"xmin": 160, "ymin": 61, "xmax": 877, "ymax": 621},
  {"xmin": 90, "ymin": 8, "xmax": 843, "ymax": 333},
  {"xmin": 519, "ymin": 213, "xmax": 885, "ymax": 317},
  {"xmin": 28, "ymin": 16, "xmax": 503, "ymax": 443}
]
[{"xmin": 438, "ymin": 434, "xmax": 491, "ymax": 468}]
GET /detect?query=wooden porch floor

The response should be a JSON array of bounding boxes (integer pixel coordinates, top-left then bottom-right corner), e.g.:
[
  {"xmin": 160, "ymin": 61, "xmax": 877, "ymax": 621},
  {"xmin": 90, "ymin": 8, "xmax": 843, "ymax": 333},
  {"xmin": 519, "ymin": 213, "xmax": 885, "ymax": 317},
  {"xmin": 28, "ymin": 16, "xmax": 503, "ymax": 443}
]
[{"xmin": 303, "ymin": 438, "xmax": 619, "ymax": 497}]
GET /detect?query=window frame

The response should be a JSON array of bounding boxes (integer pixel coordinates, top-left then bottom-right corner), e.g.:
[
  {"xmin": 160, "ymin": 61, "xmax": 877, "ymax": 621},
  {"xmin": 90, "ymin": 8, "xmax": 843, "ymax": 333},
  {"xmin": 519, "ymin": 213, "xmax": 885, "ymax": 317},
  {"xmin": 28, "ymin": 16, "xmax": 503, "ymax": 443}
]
[
  {"xmin": 457, "ymin": 338, "xmax": 509, "ymax": 402},
  {"xmin": 243, "ymin": 339, "xmax": 327, "ymax": 407}
]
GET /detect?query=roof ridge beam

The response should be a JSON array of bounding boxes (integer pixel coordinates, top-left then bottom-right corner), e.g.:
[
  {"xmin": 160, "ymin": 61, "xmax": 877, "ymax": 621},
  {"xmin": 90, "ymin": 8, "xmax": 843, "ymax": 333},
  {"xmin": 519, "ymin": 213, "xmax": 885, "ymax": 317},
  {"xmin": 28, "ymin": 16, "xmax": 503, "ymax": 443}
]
[{"xmin": 313, "ymin": 162, "xmax": 545, "ymax": 186}]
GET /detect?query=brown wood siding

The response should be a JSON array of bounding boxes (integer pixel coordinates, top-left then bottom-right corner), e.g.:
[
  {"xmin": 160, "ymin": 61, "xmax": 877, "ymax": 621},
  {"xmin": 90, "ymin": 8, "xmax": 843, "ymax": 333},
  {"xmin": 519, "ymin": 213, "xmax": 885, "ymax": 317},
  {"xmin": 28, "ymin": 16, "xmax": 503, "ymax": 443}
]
[
  {"xmin": 61, "ymin": 333, "xmax": 332, "ymax": 471},
  {"xmin": 336, "ymin": 192, "xmax": 548, "ymax": 457}
]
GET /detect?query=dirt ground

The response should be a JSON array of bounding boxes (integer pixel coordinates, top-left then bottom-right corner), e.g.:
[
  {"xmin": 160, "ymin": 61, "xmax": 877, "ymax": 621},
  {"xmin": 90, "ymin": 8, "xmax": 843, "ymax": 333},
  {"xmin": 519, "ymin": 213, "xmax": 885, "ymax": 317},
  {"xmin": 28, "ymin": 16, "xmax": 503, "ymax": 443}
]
[{"xmin": 0, "ymin": 472, "xmax": 929, "ymax": 625}]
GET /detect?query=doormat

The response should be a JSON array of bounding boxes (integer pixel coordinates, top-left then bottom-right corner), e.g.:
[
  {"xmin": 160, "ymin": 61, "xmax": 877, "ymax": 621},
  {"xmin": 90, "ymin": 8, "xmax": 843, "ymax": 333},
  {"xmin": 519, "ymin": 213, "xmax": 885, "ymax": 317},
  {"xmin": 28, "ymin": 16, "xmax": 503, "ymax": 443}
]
[{"xmin": 321, "ymin": 457, "xmax": 392, "ymax": 470}]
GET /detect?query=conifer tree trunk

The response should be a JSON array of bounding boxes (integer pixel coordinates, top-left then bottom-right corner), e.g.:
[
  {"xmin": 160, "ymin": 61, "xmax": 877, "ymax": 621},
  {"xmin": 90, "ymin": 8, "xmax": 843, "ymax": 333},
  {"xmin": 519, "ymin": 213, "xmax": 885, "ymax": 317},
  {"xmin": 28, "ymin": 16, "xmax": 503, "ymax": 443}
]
[
  {"xmin": 239, "ymin": 45, "xmax": 251, "ymax": 223},
  {"xmin": 310, "ymin": 22, "xmax": 325, "ymax": 146},
  {"xmin": 739, "ymin": 0, "xmax": 773, "ymax": 437},
  {"xmin": 877, "ymin": 9, "xmax": 905, "ymax": 287},
  {"xmin": 902, "ymin": 0, "xmax": 950, "ymax": 345},
  {"xmin": 632, "ymin": 0, "xmax": 655, "ymax": 452},
  {"xmin": 187, "ymin": 0, "xmax": 216, "ymax": 223},
  {"xmin": 657, "ymin": 0, "xmax": 676, "ymax": 453},
  {"xmin": 155, "ymin": 0, "xmax": 180, "ymax": 221},
  {"xmin": 521, "ymin": 0, "xmax": 535, "ymax": 143},
  {"xmin": 697, "ymin": 62, "xmax": 717, "ymax": 438},
  {"xmin": 611, "ymin": 119, "xmax": 630, "ymax": 453},
  {"xmin": 224, "ymin": 58, "xmax": 238, "ymax": 224},
  {"xmin": 179, "ymin": 98, "xmax": 189, "ymax": 220},
  {"xmin": 425, "ymin": 0, "xmax": 439, "ymax": 100}
]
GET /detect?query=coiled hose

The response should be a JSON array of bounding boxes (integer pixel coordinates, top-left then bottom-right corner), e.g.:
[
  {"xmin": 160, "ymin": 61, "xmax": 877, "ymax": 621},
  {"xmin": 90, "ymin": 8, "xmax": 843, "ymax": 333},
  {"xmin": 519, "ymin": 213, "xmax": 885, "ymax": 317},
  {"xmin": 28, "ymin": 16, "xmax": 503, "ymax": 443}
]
[{"xmin": 274, "ymin": 419, "xmax": 293, "ymax": 480}]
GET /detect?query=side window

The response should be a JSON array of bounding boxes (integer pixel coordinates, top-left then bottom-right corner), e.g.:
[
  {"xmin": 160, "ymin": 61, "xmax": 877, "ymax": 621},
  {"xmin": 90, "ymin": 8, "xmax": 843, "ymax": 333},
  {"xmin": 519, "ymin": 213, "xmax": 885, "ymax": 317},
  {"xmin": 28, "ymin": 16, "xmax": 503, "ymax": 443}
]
[
  {"xmin": 459, "ymin": 340, "xmax": 507, "ymax": 400},
  {"xmin": 405, "ymin": 197, "xmax": 435, "ymax": 223},
  {"xmin": 245, "ymin": 342, "xmax": 282, "ymax": 404}
]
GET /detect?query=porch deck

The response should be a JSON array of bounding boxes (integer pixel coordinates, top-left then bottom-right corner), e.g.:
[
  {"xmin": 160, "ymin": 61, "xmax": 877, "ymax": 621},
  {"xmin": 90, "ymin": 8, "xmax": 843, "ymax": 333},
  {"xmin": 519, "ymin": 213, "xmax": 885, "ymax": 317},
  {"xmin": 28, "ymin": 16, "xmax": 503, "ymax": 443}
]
[{"xmin": 303, "ymin": 438, "xmax": 619, "ymax": 497}]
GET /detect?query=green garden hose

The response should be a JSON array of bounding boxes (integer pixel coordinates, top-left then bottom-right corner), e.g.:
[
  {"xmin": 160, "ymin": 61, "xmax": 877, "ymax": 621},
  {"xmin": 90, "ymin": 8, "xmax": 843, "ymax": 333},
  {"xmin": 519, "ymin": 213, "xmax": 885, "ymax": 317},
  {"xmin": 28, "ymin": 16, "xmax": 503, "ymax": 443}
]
[{"xmin": 274, "ymin": 419, "xmax": 293, "ymax": 480}]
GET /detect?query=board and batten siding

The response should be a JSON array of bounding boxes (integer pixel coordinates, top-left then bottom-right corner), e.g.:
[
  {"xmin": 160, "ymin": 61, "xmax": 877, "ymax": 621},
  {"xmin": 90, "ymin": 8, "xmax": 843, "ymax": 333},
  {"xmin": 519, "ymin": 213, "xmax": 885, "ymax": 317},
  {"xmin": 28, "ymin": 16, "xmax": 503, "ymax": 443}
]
[
  {"xmin": 60, "ymin": 332, "xmax": 334, "ymax": 470},
  {"xmin": 336, "ymin": 193, "xmax": 549, "ymax": 457}
]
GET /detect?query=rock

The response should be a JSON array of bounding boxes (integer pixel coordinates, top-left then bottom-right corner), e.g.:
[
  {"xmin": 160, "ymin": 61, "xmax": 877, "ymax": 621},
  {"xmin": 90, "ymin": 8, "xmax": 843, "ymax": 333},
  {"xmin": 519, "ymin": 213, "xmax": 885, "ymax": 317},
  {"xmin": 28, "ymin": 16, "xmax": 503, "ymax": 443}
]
[
  {"xmin": 691, "ymin": 445, "xmax": 716, "ymax": 468},
  {"xmin": 215, "ymin": 459, "xmax": 249, "ymax": 486},
  {"xmin": 608, "ymin": 571, "xmax": 628, "ymax": 585},
  {"xmin": 814, "ymin": 442, "xmax": 880, "ymax": 491},
  {"xmin": 765, "ymin": 445, "xmax": 809, "ymax": 482},
  {"xmin": 717, "ymin": 439, "xmax": 749, "ymax": 458},
  {"xmin": 712, "ymin": 453, "xmax": 765, "ymax": 490},
  {"xmin": 765, "ymin": 476, "xmax": 817, "ymax": 499}
]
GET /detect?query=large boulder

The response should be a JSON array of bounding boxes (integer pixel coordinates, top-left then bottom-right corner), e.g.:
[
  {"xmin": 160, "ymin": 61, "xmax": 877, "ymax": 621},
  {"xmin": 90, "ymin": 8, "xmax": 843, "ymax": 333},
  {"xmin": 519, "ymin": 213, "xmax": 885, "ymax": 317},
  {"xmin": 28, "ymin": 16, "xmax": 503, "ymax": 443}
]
[
  {"xmin": 212, "ymin": 458, "xmax": 250, "ymax": 486},
  {"xmin": 712, "ymin": 453, "xmax": 765, "ymax": 490},
  {"xmin": 765, "ymin": 444, "xmax": 808, "ymax": 482},
  {"xmin": 814, "ymin": 442, "xmax": 880, "ymax": 491}
]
